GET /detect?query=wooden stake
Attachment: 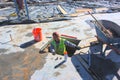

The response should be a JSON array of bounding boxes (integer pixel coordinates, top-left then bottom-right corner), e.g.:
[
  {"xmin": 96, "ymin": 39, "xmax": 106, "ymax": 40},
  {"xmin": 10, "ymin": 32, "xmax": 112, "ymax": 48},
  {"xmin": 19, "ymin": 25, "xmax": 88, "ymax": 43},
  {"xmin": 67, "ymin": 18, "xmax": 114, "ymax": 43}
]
[{"xmin": 10, "ymin": 34, "xmax": 13, "ymax": 41}]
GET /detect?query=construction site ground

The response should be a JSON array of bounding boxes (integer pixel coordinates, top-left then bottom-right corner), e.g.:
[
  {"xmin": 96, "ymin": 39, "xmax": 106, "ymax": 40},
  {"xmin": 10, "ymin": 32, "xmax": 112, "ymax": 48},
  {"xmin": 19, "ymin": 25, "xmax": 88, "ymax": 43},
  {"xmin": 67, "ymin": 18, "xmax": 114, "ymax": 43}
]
[{"xmin": 0, "ymin": 9, "xmax": 120, "ymax": 80}]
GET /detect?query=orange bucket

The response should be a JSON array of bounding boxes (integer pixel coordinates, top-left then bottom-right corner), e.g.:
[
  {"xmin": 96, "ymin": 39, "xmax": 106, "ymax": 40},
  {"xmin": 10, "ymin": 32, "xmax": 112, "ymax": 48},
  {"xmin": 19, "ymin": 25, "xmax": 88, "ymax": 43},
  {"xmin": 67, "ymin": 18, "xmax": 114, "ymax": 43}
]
[{"xmin": 32, "ymin": 28, "xmax": 42, "ymax": 41}]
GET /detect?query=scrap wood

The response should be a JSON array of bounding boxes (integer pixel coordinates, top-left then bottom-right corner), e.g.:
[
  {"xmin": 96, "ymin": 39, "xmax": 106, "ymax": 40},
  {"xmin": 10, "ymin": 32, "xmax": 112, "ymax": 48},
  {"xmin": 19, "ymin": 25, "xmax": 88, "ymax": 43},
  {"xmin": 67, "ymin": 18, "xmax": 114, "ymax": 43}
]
[
  {"xmin": 70, "ymin": 13, "xmax": 79, "ymax": 17},
  {"xmin": 38, "ymin": 16, "xmax": 71, "ymax": 23},
  {"xmin": 78, "ymin": 37, "xmax": 98, "ymax": 48},
  {"xmin": 76, "ymin": 8, "xmax": 92, "ymax": 13},
  {"xmin": 46, "ymin": 34, "xmax": 77, "ymax": 40},
  {"xmin": 9, "ymin": 12, "xmax": 17, "ymax": 17},
  {"xmin": 57, "ymin": 5, "xmax": 67, "ymax": 15},
  {"xmin": 61, "ymin": 34, "xmax": 77, "ymax": 39}
]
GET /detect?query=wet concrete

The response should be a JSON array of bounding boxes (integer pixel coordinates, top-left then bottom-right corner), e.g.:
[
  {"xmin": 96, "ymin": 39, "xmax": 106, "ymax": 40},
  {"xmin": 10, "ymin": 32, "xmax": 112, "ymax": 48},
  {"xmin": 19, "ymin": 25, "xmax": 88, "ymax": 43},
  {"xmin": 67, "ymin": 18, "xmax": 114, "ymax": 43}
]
[{"xmin": 0, "ymin": 45, "xmax": 47, "ymax": 80}]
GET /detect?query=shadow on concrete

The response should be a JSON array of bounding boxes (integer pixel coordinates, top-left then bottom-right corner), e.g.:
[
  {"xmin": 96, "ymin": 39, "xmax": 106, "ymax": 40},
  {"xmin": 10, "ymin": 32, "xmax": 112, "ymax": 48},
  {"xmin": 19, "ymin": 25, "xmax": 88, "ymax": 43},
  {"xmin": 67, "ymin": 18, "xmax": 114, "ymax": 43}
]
[
  {"xmin": 0, "ymin": 20, "xmax": 37, "ymax": 26},
  {"xmin": 0, "ymin": 18, "xmax": 71, "ymax": 26},
  {"xmin": 71, "ymin": 44, "xmax": 120, "ymax": 80},
  {"xmin": 70, "ymin": 24, "xmax": 120, "ymax": 80},
  {"xmin": 71, "ymin": 55, "xmax": 93, "ymax": 80},
  {"xmin": 20, "ymin": 39, "xmax": 37, "ymax": 48},
  {"xmin": 90, "ymin": 53, "xmax": 120, "ymax": 80}
]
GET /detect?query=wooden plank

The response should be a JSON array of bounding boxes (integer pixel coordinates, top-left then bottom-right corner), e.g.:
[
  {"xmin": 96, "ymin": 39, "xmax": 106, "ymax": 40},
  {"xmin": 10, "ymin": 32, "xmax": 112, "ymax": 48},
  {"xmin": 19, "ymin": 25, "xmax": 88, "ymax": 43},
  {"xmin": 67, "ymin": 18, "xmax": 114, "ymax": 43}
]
[
  {"xmin": 76, "ymin": 8, "xmax": 93, "ymax": 13},
  {"xmin": 78, "ymin": 37, "xmax": 98, "ymax": 48},
  {"xmin": 69, "ymin": 13, "xmax": 80, "ymax": 17},
  {"xmin": 61, "ymin": 34, "xmax": 77, "ymax": 39},
  {"xmin": 57, "ymin": 5, "xmax": 67, "ymax": 15}
]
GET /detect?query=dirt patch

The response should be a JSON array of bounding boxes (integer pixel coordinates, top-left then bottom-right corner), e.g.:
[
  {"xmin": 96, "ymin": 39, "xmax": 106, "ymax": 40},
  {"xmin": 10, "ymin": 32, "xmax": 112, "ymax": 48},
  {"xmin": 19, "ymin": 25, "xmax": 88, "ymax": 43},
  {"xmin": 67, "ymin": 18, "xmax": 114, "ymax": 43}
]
[
  {"xmin": 25, "ymin": 32, "xmax": 33, "ymax": 37},
  {"xmin": 25, "ymin": 26, "xmax": 33, "ymax": 30},
  {"xmin": 0, "ymin": 45, "xmax": 48, "ymax": 80},
  {"xmin": 18, "ymin": 28, "xmax": 27, "ymax": 33},
  {"xmin": 0, "ymin": 48, "xmax": 9, "ymax": 54},
  {"xmin": 53, "ymin": 72, "xmax": 61, "ymax": 77},
  {"xmin": 60, "ymin": 64, "xmax": 66, "ymax": 69}
]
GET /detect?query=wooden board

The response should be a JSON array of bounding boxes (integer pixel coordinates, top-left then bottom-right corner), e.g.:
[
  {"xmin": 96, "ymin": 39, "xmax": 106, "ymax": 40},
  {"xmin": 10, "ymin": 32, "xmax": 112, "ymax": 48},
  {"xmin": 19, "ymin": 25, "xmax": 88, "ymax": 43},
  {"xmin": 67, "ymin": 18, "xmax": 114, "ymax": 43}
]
[
  {"xmin": 57, "ymin": 5, "xmax": 67, "ymax": 15},
  {"xmin": 78, "ymin": 37, "xmax": 98, "ymax": 48},
  {"xmin": 76, "ymin": 8, "xmax": 93, "ymax": 13}
]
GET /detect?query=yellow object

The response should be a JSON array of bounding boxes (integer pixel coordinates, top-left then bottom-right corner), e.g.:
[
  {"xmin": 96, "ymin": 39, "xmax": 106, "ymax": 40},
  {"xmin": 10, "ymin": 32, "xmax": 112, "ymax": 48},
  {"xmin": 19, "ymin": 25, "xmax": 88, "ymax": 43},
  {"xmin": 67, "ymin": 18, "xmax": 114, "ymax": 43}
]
[
  {"xmin": 58, "ymin": 5, "xmax": 67, "ymax": 15},
  {"xmin": 76, "ymin": 8, "xmax": 93, "ymax": 13},
  {"xmin": 9, "ymin": 12, "xmax": 17, "ymax": 17}
]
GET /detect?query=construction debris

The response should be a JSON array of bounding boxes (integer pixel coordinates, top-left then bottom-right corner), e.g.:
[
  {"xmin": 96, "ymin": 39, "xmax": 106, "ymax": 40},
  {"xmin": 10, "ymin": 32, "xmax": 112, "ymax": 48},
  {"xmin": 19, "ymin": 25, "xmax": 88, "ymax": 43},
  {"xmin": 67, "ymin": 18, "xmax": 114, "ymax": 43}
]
[{"xmin": 0, "ymin": 1, "xmax": 120, "ymax": 25}]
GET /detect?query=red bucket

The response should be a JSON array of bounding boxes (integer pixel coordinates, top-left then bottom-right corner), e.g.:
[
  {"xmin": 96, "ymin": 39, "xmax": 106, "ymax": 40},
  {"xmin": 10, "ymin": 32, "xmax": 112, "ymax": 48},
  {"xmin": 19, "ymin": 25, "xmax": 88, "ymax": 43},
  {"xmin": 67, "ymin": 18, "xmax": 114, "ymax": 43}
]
[{"xmin": 32, "ymin": 28, "xmax": 42, "ymax": 41}]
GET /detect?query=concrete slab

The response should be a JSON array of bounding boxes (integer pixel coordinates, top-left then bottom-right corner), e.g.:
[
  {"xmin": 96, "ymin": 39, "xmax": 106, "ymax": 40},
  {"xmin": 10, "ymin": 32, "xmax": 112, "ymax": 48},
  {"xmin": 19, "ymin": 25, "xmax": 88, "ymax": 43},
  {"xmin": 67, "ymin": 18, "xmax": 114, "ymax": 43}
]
[
  {"xmin": 0, "ymin": 12, "xmax": 120, "ymax": 80},
  {"xmin": 31, "ymin": 53, "xmax": 82, "ymax": 80}
]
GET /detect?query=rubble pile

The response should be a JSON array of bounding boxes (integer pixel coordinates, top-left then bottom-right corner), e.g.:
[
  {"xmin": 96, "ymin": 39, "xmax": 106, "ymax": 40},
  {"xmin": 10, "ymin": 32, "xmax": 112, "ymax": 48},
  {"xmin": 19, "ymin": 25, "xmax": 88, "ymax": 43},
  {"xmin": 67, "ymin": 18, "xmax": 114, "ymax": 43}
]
[{"xmin": 0, "ymin": 0, "xmax": 120, "ymax": 25}]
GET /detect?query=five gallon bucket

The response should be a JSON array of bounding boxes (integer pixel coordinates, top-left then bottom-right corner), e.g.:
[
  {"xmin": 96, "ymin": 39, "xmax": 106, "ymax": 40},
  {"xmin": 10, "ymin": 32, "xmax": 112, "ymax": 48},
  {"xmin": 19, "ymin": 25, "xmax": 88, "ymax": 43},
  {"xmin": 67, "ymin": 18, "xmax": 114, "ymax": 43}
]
[{"xmin": 32, "ymin": 28, "xmax": 42, "ymax": 41}]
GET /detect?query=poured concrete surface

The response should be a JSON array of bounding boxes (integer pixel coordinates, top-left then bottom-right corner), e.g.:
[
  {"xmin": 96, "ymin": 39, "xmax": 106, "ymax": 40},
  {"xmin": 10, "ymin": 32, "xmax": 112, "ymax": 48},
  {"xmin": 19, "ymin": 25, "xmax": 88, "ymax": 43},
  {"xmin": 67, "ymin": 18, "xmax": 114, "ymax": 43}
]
[
  {"xmin": 31, "ymin": 53, "xmax": 82, "ymax": 80},
  {"xmin": 0, "ymin": 46, "xmax": 47, "ymax": 80},
  {"xmin": 0, "ymin": 12, "xmax": 120, "ymax": 80},
  {"xmin": 0, "ymin": 17, "xmax": 95, "ymax": 80}
]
